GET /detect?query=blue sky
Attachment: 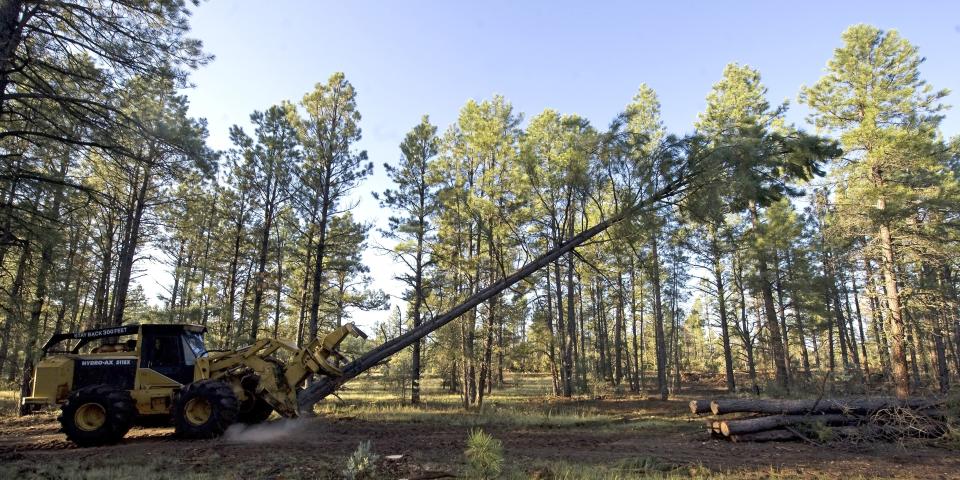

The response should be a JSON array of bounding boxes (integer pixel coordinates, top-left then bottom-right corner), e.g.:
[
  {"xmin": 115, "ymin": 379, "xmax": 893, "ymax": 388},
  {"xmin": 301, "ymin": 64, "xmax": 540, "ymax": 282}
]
[{"xmin": 140, "ymin": 1, "xmax": 960, "ymax": 329}]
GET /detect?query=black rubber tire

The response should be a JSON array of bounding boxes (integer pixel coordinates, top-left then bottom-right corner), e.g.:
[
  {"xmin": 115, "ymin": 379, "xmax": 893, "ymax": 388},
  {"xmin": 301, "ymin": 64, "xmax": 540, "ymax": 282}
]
[
  {"xmin": 237, "ymin": 395, "xmax": 274, "ymax": 424},
  {"xmin": 58, "ymin": 384, "xmax": 135, "ymax": 447},
  {"xmin": 173, "ymin": 379, "xmax": 239, "ymax": 438}
]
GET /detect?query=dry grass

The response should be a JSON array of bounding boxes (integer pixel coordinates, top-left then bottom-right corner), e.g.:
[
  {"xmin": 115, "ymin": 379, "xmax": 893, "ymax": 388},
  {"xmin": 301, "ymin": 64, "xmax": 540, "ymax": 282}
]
[
  {"xmin": 0, "ymin": 390, "xmax": 19, "ymax": 417},
  {"xmin": 0, "ymin": 457, "xmax": 215, "ymax": 480},
  {"xmin": 315, "ymin": 373, "xmax": 686, "ymax": 432}
]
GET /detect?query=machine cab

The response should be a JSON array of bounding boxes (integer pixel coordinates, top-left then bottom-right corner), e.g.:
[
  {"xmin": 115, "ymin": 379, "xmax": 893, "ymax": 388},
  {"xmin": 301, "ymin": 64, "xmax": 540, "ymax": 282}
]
[{"xmin": 137, "ymin": 324, "xmax": 208, "ymax": 385}]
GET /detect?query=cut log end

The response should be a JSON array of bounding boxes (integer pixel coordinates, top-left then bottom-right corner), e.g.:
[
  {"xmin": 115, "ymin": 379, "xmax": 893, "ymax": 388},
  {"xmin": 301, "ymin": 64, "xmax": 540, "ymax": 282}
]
[{"xmin": 690, "ymin": 400, "xmax": 712, "ymax": 415}]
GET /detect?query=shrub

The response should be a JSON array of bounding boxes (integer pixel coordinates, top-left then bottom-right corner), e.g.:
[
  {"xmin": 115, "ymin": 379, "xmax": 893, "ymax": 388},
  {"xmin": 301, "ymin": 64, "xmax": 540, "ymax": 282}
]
[
  {"xmin": 342, "ymin": 440, "xmax": 380, "ymax": 480},
  {"xmin": 464, "ymin": 428, "xmax": 504, "ymax": 479}
]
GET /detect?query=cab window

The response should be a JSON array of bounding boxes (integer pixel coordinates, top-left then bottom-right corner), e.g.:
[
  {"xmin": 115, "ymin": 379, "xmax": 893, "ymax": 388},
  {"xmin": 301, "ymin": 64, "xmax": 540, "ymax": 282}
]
[{"xmin": 149, "ymin": 335, "xmax": 182, "ymax": 367}]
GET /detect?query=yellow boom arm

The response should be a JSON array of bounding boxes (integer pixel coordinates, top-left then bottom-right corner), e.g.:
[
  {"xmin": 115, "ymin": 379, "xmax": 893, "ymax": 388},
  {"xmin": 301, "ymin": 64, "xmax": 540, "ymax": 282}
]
[{"xmin": 197, "ymin": 323, "xmax": 366, "ymax": 417}]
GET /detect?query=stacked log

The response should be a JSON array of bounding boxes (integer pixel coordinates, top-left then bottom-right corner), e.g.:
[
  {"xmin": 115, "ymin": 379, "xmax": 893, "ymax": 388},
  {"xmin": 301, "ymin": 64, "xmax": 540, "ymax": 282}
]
[{"xmin": 690, "ymin": 397, "xmax": 944, "ymax": 443}]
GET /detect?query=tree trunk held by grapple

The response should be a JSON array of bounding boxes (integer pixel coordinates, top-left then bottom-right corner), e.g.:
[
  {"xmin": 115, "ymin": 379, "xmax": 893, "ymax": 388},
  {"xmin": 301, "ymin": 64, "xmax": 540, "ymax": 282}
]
[{"xmin": 297, "ymin": 177, "xmax": 688, "ymax": 410}]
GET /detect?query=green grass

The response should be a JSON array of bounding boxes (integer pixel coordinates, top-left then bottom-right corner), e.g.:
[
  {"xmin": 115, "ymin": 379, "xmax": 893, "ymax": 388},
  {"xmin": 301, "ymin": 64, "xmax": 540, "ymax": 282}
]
[{"xmin": 315, "ymin": 373, "xmax": 688, "ymax": 432}]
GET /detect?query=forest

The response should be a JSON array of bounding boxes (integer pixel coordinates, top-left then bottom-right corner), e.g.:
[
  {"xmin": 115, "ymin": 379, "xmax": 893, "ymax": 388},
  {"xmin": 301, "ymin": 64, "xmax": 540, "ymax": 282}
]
[{"xmin": 1, "ymin": 2, "xmax": 960, "ymax": 478}]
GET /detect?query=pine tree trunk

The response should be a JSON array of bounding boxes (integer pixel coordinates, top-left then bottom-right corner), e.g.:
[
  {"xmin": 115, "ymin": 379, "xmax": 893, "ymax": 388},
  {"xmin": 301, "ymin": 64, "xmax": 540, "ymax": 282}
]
[
  {"xmin": 545, "ymin": 267, "xmax": 559, "ymax": 395},
  {"xmin": 630, "ymin": 264, "xmax": 642, "ymax": 393},
  {"xmin": 250, "ymin": 201, "xmax": 274, "ymax": 341},
  {"xmin": 773, "ymin": 252, "xmax": 792, "ymax": 383},
  {"xmin": 650, "ymin": 235, "xmax": 668, "ymax": 400},
  {"xmin": 91, "ymin": 216, "xmax": 115, "ymax": 328},
  {"xmin": 851, "ymin": 272, "xmax": 871, "ymax": 377},
  {"xmin": 564, "ymin": 240, "xmax": 576, "ymax": 397},
  {"xmin": 671, "ymin": 261, "xmax": 681, "ymax": 392},
  {"xmin": 733, "ymin": 254, "xmax": 757, "ymax": 392},
  {"xmin": 878, "ymin": 218, "xmax": 909, "ymax": 398},
  {"xmin": 0, "ymin": 243, "xmax": 29, "ymax": 376},
  {"xmin": 272, "ymin": 225, "xmax": 283, "ymax": 339},
  {"xmin": 613, "ymin": 266, "xmax": 624, "ymax": 385},
  {"xmin": 225, "ymin": 206, "xmax": 246, "ymax": 348},
  {"xmin": 554, "ymin": 257, "xmax": 568, "ymax": 391},
  {"xmin": 168, "ymin": 239, "xmax": 184, "ymax": 320},
  {"xmin": 841, "ymin": 275, "xmax": 861, "ymax": 372},
  {"xmin": 19, "ymin": 239, "xmax": 51, "ymax": 414},
  {"xmin": 865, "ymin": 259, "xmax": 891, "ymax": 376},
  {"xmin": 19, "ymin": 156, "xmax": 69, "ymax": 413},
  {"xmin": 785, "ymin": 252, "xmax": 811, "ymax": 379},
  {"xmin": 111, "ymin": 163, "xmax": 152, "ymax": 326},
  {"xmin": 713, "ymin": 246, "xmax": 735, "ymax": 392},
  {"xmin": 308, "ymin": 170, "xmax": 333, "ymax": 341},
  {"xmin": 750, "ymin": 202, "xmax": 788, "ymax": 390},
  {"xmin": 410, "ymin": 222, "xmax": 425, "ymax": 404},
  {"xmin": 295, "ymin": 228, "xmax": 315, "ymax": 347}
]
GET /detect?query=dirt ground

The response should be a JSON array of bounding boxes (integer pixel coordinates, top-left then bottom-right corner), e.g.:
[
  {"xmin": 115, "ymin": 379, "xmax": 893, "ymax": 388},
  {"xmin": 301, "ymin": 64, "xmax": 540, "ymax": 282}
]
[{"xmin": 2, "ymin": 393, "xmax": 960, "ymax": 479}]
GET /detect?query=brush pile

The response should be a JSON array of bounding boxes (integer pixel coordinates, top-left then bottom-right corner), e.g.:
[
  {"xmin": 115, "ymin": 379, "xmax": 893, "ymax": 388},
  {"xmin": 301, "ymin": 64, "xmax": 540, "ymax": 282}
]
[{"xmin": 690, "ymin": 397, "xmax": 948, "ymax": 443}]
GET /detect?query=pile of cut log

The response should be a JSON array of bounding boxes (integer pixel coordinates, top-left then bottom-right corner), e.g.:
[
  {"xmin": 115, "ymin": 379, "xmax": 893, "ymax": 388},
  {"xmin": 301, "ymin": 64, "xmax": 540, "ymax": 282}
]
[{"xmin": 690, "ymin": 397, "xmax": 945, "ymax": 443}]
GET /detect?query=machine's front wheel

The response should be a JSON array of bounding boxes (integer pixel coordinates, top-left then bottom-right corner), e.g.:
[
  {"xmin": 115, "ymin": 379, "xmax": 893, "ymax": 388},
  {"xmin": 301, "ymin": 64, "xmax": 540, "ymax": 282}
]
[
  {"xmin": 59, "ymin": 384, "xmax": 135, "ymax": 447},
  {"xmin": 173, "ymin": 379, "xmax": 239, "ymax": 438}
]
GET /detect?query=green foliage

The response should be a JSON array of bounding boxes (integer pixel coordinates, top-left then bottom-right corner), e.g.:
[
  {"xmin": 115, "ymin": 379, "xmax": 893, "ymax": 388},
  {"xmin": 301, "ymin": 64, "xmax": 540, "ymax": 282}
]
[
  {"xmin": 342, "ymin": 440, "xmax": 380, "ymax": 480},
  {"xmin": 465, "ymin": 428, "xmax": 504, "ymax": 479}
]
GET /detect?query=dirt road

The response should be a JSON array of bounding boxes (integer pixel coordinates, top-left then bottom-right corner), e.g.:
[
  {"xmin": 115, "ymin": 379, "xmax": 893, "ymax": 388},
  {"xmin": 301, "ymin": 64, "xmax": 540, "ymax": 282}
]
[{"xmin": 2, "ymin": 397, "xmax": 959, "ymax": 479}]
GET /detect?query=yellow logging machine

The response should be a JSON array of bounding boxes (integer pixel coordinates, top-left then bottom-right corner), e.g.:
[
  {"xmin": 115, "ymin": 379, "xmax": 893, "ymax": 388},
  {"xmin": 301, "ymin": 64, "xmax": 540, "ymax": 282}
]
[{"xmin": 22, "ymin": 323, "xmax": 366, "ymax": 446}]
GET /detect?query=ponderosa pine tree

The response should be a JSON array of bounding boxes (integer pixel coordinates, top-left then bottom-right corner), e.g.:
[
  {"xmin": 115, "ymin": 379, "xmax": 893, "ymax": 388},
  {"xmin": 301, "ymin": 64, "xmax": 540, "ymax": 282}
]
[
  {"xmin": 229, "ymin": 105, "xmax": 297, "ymax": 341},
  {"xmin": 376, "ymin": 115, "xmax": 440, "ymax": 404},
  {"xmin": 801, "ymin": 24, "xmax": 952, "ymax": 398},
  {"xmin": 287, "ymin": 73, "xmax": 373, "ymax": 343},
  {"xmin": 521, "ymin": 109, "xmax": 595, "ymax": 397},
  {"xmin": 696, "ymin": 63, "xmax": 837, "ymax": 390},
  {"xmin": 620, "ymin": 84, "xmax": 671, "ymax": 400}
]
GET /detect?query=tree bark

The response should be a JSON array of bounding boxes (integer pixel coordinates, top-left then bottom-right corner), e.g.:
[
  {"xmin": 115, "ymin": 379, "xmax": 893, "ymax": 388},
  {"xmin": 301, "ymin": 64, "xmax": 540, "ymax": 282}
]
[
  {"xmin": 878, "ymin": 219, "xmax": 909, "ymax": 398},
  {"xmin": 785, "ymin": 251, "xmax": 811, "ymax": 379},
  {"xmin": 650, "ymin": 234, "xmax": 668, "ymax": 400},
  {"xmin": 0, "ymin": 242, "xmax": 29, "ymax": 376},
  {"xmin": 721, "ymin": 414, "xmax": 855, "ymax": 436},
  {"xmin": 308, "ymin": 165, "xmax": 333, "ymax": 341},
  {"xmin": 750, "ymin": 202, "xmax": 788, "ymax": 390},
  {"xmin": 250, "ymin": 195, "xmax": 275, "ymax": 341},
  {"xmin": 710, "ymin": 397, "xmax": 938, "ymax": 416},
  {"xmin": 711, "ymin": 228, "xmax": 735, "ymax": 392},
  {"xmin": 564, "ymin": 231, "xmax": 576, "ymax": 397}
]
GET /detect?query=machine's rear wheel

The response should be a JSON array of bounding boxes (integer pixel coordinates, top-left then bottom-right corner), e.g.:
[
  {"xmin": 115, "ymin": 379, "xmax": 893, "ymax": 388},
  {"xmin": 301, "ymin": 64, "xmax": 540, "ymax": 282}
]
[
  {"xmin": 59, "ymin": 384, "xmax": 135, "ymax": 447},
  {"xmin": 173, "ymin": 379, "xmax": 239, "ymax": 438},
  {"xmin": 238, "ymin": 395, "xmax": 274, "ymax": 424}
]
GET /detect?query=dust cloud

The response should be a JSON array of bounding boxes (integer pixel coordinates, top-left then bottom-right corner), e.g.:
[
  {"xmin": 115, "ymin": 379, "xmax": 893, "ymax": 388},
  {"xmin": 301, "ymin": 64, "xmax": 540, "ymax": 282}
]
[{"xmin": 222, "ymin": 418, "xmax": 309, "ymax": 443}]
